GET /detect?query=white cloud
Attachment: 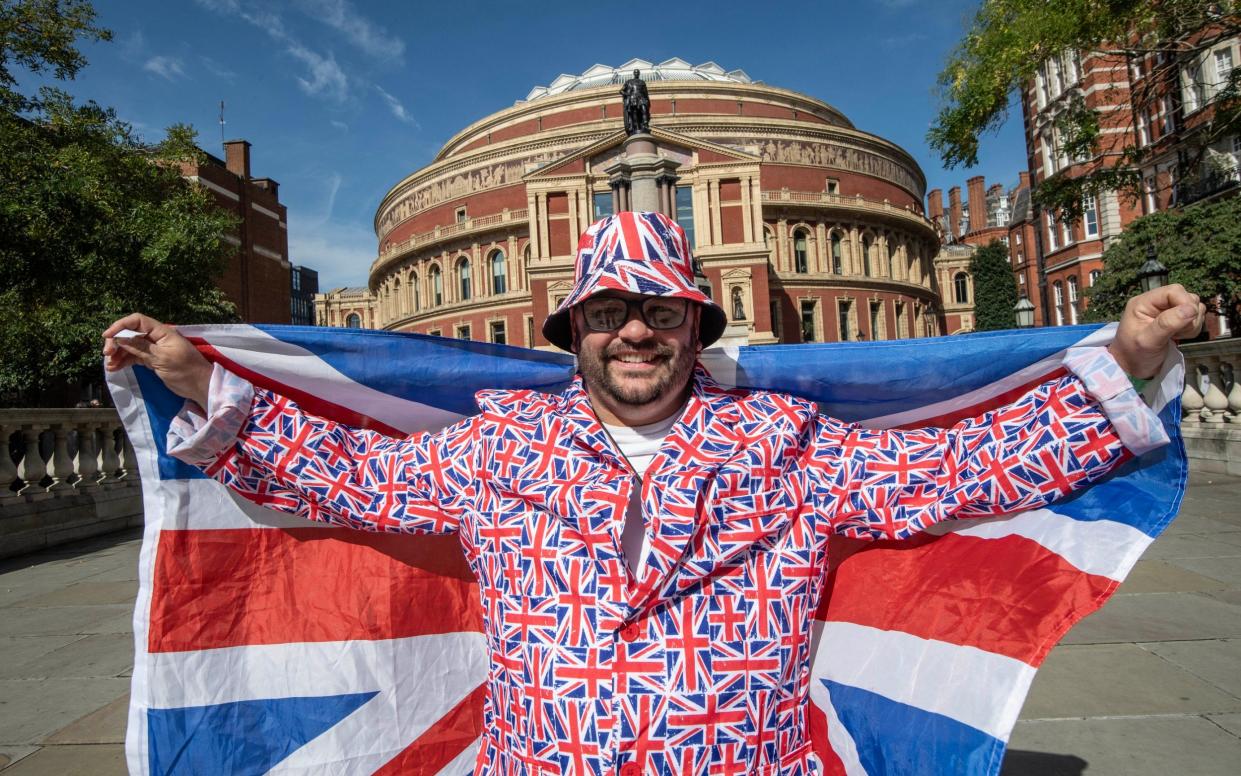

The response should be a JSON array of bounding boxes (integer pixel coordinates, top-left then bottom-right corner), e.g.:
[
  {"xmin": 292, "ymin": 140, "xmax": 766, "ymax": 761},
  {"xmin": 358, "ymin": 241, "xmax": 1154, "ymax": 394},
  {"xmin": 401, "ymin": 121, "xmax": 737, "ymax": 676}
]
[
  {"xmin": 296, "ymin": 0, "xmax": 405, "ymax": 62},
  {"xmin": 287, "ymin": 214, "xmax": 376, "ymax": 290},
  {"xmin": 330, "ymin": 119, "xmax": 349, "ymax": 132},
  {"xmin": 375, "ymin": 85, "xmax": 418, "ymax": 126},
  {"xmin": 199, "ymin": 55, "xmax": 237, "ymax": 80},
  {"xmin": 286, "ymin": 42, "xmax": 348, "ymax": 102},
  {"xmin": 143, "ymin": 55, "xmax": 187, "ymax": 81},
  {"xmin": 193, "ymin": 0, "xmax": 241, "ymax": 11}
]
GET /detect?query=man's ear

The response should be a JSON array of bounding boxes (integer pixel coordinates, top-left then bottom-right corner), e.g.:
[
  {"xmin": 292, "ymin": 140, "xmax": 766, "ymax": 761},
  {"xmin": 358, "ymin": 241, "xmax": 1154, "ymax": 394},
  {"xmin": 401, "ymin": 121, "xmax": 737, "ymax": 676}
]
[{"xmin": 569, "ymin": 311, "xmax": 579, "ymax": 354}]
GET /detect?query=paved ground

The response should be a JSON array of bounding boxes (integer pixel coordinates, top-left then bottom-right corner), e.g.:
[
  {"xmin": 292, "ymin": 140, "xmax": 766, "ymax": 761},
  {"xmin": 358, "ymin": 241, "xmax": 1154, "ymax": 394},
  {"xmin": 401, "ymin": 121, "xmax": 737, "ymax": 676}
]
[{"xmin": 0, "ymin": 473, "xmax": 1238, "ymax": 775}]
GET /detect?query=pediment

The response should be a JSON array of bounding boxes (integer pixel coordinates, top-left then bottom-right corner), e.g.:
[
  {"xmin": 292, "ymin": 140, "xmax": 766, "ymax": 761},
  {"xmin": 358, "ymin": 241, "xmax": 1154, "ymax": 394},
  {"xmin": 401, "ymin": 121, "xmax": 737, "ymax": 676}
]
[{"xmin": 525, "ymin": 127, "xmax": 760, "ymax": 180}]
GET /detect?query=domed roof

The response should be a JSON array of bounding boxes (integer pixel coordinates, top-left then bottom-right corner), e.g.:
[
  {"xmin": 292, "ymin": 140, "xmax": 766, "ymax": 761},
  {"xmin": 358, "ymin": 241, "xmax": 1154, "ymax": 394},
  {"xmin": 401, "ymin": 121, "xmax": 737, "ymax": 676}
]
[{"xmin": 522, "ymin": 58, "xmax": 756, "ymax": 102}]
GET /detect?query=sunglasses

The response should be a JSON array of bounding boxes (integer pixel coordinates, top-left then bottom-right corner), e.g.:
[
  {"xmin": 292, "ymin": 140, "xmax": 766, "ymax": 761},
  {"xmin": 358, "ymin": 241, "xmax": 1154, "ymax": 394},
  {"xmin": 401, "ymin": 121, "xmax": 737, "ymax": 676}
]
[{"xmin": 580, "ymin": 295, "xmax": 689, "ymax": 332}]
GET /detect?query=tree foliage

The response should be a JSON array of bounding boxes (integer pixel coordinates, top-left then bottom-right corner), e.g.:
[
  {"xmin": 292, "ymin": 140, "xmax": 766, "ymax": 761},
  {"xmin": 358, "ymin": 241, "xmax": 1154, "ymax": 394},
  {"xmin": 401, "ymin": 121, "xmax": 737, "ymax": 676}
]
[
  {"xmin": 929, "ymin": 1, "xmax": 1241, "ymax": 219},
  {"xmin": 968, "ymin": 240, "xmax": 1020, "ymax": 331},
  {"xmin": 0, "ymin": 0, "xmax": 238, "ymax": 405},
  {"xmin": 1083, "ymin": 195, "xmax": 1241, "ymax": 331}
]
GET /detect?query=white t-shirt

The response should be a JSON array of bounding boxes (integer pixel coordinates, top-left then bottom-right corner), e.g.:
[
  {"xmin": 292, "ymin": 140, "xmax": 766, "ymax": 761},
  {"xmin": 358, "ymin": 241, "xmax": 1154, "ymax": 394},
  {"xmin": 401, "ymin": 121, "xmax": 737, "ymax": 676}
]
[{"xmin": 601, "ymin": 413, "xmax": 679, "ymax": 576}]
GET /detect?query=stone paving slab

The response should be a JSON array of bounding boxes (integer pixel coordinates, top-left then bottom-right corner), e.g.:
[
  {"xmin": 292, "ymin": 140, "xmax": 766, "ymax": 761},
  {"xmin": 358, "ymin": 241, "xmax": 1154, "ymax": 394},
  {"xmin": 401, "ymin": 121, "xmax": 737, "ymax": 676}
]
[
  {"xmin": 42, "ymin": 693, "xmax": 128, "ymax": 745},
  {"xmin": 1059, "ymin": 591, "xmax": 1241, "ymax": 644},
  {"xmin": 0, "ymin": 604, "xmax": 132, "ymax": 639},
  {"xmin": 1113, "ymin": 558, "xmax": 1227, "ymax": 594},
  {"xmin": 0, "ymin": 744, "xmax": 126, "ymax": 776},
  {"xmin": 1141, "ymin": 639, "xmax": 1241, "ymax": 699},
  {"xmin": 1209, "ymin": 712, "xmax": 1241, "ymax": 737},
  {"xmin": 0, "ymin": 634, "xmax": 133, "ymax": 681},
  {"xmin": 1003, "ymin": 715, "xmax": 1241, "ymax": 776},
  {"xmin": 1019, "ymin": 643, "xmax": 1241, "ymax": 719},
  {"xmin": 16, "ymin": 581, "xmax": 137, "ymax": 608},
  {"xmin": 0, "ymin": 677, "xmax": 129, "ymax": 744},
  {"xmin": 1169, "ymin": 556, "xmax": 1241, "ymax": 586}
]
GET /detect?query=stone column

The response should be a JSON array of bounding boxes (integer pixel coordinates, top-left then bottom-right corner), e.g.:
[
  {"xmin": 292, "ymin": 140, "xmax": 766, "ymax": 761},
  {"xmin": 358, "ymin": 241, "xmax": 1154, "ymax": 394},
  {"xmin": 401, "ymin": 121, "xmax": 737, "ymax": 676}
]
[
  {"xmin": 526, "ymin": 194, "xmax": 540, "ymax": 260},
  {"xmin": 708, "ymin": 180, "xmax": 722, "ymax": 246},
  {"xmin": 537, "ymin": 194, "xmax": 550, "ymax": 259}
]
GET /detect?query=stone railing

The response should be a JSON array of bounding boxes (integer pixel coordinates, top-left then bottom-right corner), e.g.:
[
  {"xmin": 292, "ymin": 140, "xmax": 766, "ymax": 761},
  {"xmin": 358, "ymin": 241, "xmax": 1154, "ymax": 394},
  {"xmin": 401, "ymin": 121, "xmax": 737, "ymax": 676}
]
[
  {"xmin": 760, "ymin": 189, "xmax": 937, "ymax": 235},
  {"xmin": 372, "ymin": 208, "xmax": 530, "ymax": 274},
  {"xmin": 1, "ymin": 408, "xmax": 143, "ymax": 558},
  {"xmin": 1178, "ymin": 338, "xmax": 1241, "ymax": 475}
]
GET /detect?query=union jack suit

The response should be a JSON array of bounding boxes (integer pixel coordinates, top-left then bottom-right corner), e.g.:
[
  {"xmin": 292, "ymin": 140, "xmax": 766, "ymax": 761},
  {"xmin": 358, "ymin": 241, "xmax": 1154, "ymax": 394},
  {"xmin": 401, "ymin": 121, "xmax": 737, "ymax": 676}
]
[{"xmin": 170, "ymin": 346, "xmax": 1164, "ymax": 776}]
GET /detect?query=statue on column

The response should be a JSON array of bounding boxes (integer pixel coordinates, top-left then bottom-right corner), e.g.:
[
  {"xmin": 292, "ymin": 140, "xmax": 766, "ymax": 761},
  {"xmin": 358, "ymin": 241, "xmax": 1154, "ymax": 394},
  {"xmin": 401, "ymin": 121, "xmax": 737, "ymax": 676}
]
[{"xmin": 621, "ymin": 69, "xmax": 650, "ymax": 135}]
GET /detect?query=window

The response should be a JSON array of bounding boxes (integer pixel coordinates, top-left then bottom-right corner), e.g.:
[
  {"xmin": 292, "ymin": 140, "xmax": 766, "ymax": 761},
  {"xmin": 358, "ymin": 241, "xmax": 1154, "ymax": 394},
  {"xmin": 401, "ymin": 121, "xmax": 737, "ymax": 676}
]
[
  {"xmin": 1015, "ymin": 232, "xmax": 1022, "ymax": 246},
  {"xmin": 1185, "ymin": 61, "xmax": 1206, "ymax": 111},
  {"xmin": 1089, "ymin": 269, "xmax": 1102, "ymax": 286},
  {"xmin": 800, "ymin": 299, "xmax": 817, "ymax": 342},
  {"xmin": 770, "ymin": 300, "xmax": 782, "ymax": 340},
  {"xmin": 731, "ymin": 286, "xmax": 746, "ymax": 320},
  {"xmin": 1053, "ymin": 281, "xmax": 1065, "ymax": 326},
  {"xmin": 345, "ymin": 313, "xmax": 361, "ymax": 329},
  {"xmin": 830, "ymin": 233, "xmax": 842, "ymax": 274},
  {"xmin": 1060, "ymin": 217, "xmax": 1071, "ymax": 246},
  {"xmin": 428, "ymin": 328, "xmax": 441, "ymax": 337},
  {"xmin": 1083, "ymin": 196, "xmax": 1099, "ymax": 238},
  {"xmin": 793, "ymin": 230, "xmax": 809, "ymax": 273},
  {"xmin": 490, "ymin": 250, "xmax": 507, "ymax": 294},
  {"xmin": 1144, "ymin": 177, "xmax": 1157, "ymax": 212},
  {"xmin": 431, "ymin": 265, "xmax": 443, "ymax": 305},
  {"xmin": 1161, "ymin": 95, "xmax": 1176, "ymax": 134},
  {"xmin": 862, "ymin": 236, "xmax": 873, "ymax": 276},
  {"xmin": 456, "ymin": 324, "xmax": 471, "ymax": 340},
  {"xmin": 887, "ymin": 242, "xmax": 897, "ymax": 278},
  {"xmin": 953, "ymin": 272, "xmax": 970, "ymax": 305},
  {"xmin": 1046, "ymin": 212, "xmax": 1060, "ymax": 251},
  {"xmin": 826, "ymin": 178, "xmax": 840, "ymax": 195},
  {"xmin": 457, "ymin": 258, "xmax": 471, "ymax": 301},
  {"xmin": 1214, "ymin": 48, "xmax": 1235, "ymax": 93},
  {"xmin": 489, "ymin": 320, "xmax": 506, "ymax": 345},
  {"xmin": 895, "ymin": 302, "xmax": 906, "ymax": 339},
  {"xmin": 1138, "ymin": 109, "xmax": 1151, "ymax": 146},
  {"xmin": 411, "ymin": 271, "xmax": 420, "ymax": 311},
  {"xmin": 675, "ymin": 186, "xmax": 695, "ymax": 247},
  {"xmin": 869, "ymin": 301, "xmax": 883, "ymax": 340},
  {"xmin": 455, "ymin": 207, "xmax": 467, "ymax": 223},
  {"xmin": 592, "ymin": 191, "xmax": 613, "ymax": 220},
  {"xmin": 837, "ymin": 300, "xmax": 852, "ymax": 341},
  {"xmin": 1067, "ymin": 276, "xmax": 1080, "ymax": 325},
  {"xmin": 525, "ymin": 315, "xmax": 535, "ymax": 347}
]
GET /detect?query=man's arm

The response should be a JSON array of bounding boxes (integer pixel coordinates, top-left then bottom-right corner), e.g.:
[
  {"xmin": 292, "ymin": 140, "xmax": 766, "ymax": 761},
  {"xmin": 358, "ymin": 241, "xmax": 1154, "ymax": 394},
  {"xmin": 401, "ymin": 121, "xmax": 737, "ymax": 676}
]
[{"xmin": 104, "ymin": 314, "xmax": 475, "ymax": 534}]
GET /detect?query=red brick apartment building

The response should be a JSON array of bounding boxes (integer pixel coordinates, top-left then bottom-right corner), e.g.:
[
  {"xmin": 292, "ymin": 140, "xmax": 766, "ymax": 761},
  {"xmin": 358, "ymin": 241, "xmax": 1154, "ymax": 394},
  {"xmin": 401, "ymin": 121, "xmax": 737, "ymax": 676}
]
[{"xmin": 181, "ymin": 140, "xmax": 293, "ymax": 324}]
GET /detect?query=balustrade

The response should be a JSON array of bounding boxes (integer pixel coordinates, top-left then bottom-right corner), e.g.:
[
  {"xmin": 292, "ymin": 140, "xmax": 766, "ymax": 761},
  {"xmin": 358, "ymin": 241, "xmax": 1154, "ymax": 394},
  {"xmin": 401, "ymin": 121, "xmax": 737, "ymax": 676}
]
[
  {"xmin": 1179, "ymin": 339, "xmax": 1241, "ymax": 424},
  {"xmin": 1, "ymin": 409, "xmax": 136, "ymax": 500}
]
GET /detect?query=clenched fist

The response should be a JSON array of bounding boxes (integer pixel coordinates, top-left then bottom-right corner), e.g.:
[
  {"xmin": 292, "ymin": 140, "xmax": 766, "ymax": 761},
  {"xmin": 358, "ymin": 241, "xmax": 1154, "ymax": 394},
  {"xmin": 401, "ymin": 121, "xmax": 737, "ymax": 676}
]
[
  {"xmin": 1108, "ymin": 284, "xmax": 1205, "ymax": 379},
  {"xmin": 103, "ymin": 314, "xmax": 213, "ymax": 408}
]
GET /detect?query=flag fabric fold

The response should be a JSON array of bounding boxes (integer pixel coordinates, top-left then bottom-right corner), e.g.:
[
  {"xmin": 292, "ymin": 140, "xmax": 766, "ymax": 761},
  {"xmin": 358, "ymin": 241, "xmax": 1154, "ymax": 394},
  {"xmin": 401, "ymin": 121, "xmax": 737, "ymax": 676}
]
[{"xmin": 108, "ymin": 322, "xmax": 1186, "ymax": 776}]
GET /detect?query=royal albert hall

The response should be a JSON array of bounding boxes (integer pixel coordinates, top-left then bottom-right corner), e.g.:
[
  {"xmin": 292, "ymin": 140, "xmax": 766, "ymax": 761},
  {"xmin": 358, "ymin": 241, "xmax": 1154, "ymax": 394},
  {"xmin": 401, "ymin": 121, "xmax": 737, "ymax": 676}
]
[{"xmin": 319, "ymin": 59, "xmax": 950, "ymax": 346}]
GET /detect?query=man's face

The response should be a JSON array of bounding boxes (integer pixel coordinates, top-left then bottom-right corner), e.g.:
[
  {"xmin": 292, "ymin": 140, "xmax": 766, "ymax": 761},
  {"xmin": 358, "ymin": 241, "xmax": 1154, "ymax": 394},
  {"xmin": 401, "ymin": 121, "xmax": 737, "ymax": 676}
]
[{"xmin": 573, "ymin": 292, "xmax": 700, "ymax": 418}]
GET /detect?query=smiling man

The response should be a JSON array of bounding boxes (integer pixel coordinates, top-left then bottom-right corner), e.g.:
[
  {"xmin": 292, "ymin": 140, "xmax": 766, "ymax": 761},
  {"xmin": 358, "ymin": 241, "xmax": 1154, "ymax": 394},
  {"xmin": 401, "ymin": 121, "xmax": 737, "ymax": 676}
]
[{"xmin": 104, "ymin": 211, "xmax": 1201, "ymax": 774}]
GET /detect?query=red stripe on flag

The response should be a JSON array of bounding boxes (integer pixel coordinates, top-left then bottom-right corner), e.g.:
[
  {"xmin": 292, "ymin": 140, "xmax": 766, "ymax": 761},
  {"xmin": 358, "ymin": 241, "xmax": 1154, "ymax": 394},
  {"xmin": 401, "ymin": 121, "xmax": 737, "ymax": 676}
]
[
  {"xmin": 893, "ymin": 367, "xmax": 1068, "ymax": 430},
  {"xmin": 187, "ymin": 338, "xmax": 408, "ymax": 438},
  {"xmin": 806, "ymin": 700, "xmax": 848, "ymax": 776},
  {"xmin": 818, "ymin": 530, "xmax": 1116, "ymax": 664},
  {"xmin": 148, "ymin": 528, "xmax": 482, "ymax": 653},
  {"xmin": 375, "ymin": 682, "xmax": 486, "ymax": 775}
]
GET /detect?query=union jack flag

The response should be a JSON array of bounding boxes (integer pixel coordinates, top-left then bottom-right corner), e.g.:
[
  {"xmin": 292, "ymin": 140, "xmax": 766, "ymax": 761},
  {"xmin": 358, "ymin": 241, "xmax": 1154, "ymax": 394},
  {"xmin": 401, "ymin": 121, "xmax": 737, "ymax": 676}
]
[{"xmin": 108, "ymin": 322, "xmax": 1185, "ymax": 775}]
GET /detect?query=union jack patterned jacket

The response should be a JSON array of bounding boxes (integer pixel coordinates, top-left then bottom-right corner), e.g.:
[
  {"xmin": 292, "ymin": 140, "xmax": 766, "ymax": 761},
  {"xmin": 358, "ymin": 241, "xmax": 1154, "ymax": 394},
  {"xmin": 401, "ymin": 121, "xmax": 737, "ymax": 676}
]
[{"xmin": 170, "ymin": 347, "xmax": 1165, "ymax": 776}]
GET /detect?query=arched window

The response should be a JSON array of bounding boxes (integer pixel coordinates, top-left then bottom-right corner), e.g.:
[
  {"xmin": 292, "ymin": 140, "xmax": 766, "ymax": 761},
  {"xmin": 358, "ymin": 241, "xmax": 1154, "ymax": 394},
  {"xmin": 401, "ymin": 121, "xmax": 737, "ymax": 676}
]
[
  {"xmin": 887, "ymin": 242, "xmax": 897, "ymax": 278},
  {"xmin": 1089, "ymin": 269, "xmax": 1101, "ymax": 286},
  {"xmin": 393, "ymin": 277, "xmax": 402, "ymax": 316},
  {"xmin": 410, "ymin": 271, "xmax": 419, "ymax": 311},
  {"xmin": 1053, "ymin": 281, "xmax": 1065, "ymax": 326},
  {"xmin": 862, "ymin": 236, "xmax": 873, "ymax": 276},
  {"xmin": 490, "ymin": 250, "xmax": 507, "ymax": 295},
  {"xmin": 793, "ymin": 230, "xmax": 809, "ymax": 274},
  {"xmin": 830, "ymin": 232, "xmax": 842, "ymax": 274},
  {"xmin": 345, "ymin": 313, "xmax": 361, "ymax": 329},
  {"xmin": 731, "ymin": 287, "xmax": 746, "ymax": 320},
  {"xmin": 953, "ymin": 272, "xmax": 970, "ymax": 304},
  {"xmin": 457, "ymin": 257, "xmax": 471, "ymax": 301},
  {"xmin": 1067, "ymin": 275, "xmax": 1080, "ymax": 325},
  {"xmin": 430, "ymin": 264, "xmax": 442, "ymax": 306}
]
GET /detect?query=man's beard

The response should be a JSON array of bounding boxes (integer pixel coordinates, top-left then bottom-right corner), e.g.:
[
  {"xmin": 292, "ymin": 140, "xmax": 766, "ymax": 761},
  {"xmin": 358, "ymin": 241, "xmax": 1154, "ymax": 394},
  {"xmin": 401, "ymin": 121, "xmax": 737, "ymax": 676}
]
[{"xmin": 578, "ymin": 338, "xmax": 696, "ymax": 408}]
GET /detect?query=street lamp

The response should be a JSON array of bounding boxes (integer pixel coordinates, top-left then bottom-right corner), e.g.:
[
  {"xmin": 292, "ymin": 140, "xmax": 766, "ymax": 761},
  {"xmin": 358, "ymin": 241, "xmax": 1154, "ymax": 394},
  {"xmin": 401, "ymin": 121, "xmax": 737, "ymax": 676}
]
[
  {"xmin": 1015, "ymin": 297, "xmax": 1036, "ymax": 328},
  {"xmin": 1137, "ymin": 242, "xmax": 1169, "ymax": 293}
]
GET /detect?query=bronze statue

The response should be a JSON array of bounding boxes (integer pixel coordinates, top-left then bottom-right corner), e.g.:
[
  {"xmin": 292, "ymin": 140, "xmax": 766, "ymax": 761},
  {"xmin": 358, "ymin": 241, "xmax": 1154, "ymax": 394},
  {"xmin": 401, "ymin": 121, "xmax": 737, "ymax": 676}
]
[{"xmin": 621, "ymin": 69, "xmax": 650, "ymax": 135}]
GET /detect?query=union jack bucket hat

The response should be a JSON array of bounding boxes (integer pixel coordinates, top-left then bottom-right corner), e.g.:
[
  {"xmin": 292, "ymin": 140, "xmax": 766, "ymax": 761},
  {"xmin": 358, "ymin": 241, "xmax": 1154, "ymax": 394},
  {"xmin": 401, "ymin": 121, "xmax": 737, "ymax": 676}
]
[{"xmin": 542, "ymin": 211, "xmax": 727, "ymax": 351}]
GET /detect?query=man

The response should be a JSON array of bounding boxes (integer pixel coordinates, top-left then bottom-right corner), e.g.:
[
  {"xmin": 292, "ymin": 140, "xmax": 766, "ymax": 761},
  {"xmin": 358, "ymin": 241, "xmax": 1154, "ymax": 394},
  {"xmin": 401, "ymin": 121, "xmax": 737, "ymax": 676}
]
[
  {"xmin": 621, "ymin": 69, "xmax": 650, "ymax": 135},
  {"xmin": 105, "ymin": 211, "xmax": 1201, "ymax": 774}
]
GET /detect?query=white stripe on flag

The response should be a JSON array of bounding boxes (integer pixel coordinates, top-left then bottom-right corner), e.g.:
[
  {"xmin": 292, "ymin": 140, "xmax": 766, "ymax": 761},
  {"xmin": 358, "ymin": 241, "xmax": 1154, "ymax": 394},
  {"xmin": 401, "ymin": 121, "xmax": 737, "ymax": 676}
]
[
  {"xmin": 811, "ymin": 621, "xmax": 1036, "ymax": 741},
  {"xmin": 928, "ymin": 508, "xmax": 1154, "ymax": 582}
]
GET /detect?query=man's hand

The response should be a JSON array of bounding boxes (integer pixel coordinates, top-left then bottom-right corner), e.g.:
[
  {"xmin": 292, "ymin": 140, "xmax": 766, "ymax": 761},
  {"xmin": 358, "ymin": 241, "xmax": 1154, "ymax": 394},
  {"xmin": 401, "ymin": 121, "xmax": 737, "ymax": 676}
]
[
  {"xmin": 1108, "ymin": 284, "xmax": 1205, "ymax": 379},
  {"xmin": 103, "ymin": 314, "xmax": 214, "ymax": 408}
]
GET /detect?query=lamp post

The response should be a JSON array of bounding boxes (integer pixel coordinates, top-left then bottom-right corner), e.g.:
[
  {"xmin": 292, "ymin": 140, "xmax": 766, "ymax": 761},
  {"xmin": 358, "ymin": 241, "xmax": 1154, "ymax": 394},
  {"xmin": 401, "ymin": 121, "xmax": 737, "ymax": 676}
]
[
  {"xmin": 1015, "ymin": 297, "xmax": 1036, "ymax": 328},
  {"xmin": 1137, "ymin": 242, "xmax": 1169, "ymax": 293}
]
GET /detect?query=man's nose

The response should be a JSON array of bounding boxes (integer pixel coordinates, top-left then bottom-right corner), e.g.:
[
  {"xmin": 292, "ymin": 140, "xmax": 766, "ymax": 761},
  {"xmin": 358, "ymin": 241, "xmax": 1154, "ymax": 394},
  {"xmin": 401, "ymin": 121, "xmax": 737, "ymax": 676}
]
[{"xmin": 616, "ymin": 309, "xmax": 654, "ymax": 341}]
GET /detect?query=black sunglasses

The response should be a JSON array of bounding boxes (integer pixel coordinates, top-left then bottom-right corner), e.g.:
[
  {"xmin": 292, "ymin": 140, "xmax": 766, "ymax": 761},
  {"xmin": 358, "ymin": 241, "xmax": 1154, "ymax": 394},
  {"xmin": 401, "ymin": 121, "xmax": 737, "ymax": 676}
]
[{"xmin": 580, "ymin": 296, "xmax": 689, "ymax": 332}]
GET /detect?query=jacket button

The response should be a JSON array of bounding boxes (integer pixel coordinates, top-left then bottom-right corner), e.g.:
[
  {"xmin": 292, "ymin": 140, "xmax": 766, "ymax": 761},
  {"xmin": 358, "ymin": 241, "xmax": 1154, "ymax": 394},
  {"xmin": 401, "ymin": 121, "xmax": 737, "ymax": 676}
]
[
  {"xmin": 620, "ymin": 762, "xmax": 641, "ymax": 776},
  {"xmin": 620, "ymin": 622, "xmax": 641, "ymax": 642}
]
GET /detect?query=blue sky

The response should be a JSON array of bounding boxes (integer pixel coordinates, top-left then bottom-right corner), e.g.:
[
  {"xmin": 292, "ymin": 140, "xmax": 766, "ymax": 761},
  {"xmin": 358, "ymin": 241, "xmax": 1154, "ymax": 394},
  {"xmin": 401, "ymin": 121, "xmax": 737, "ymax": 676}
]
[{"xmin": 56, "ymin": 0, "xmax": 1027, "ymax": 289}]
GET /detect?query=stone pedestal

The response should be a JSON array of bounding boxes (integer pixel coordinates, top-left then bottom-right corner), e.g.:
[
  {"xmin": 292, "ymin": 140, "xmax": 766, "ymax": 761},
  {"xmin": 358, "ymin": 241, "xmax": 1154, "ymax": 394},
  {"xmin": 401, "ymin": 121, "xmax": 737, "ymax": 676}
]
[{"xmin": 604, "ymin": 133, "xmax": 681, "ymax": 217}]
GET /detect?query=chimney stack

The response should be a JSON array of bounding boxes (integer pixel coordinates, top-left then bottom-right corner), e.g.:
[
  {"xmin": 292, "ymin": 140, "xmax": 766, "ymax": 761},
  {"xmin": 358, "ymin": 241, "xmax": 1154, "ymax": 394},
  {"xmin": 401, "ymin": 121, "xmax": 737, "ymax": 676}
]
[
  {"xmin": 966, "ymin": 176, "xmax": 986, "ymax": 236},
  {"xmin": 224, "ymin": 139, "xmax": 251, "ymax": 179},
  {"xmin": 948, "ymin": 186, "xmax": 963, "ymax": 240},
  {"xmin": 928, "ymin": 189, "xmax": 943, "ymax": 221},
  {"xmin": 1018, "ymin": 171, "xmax": 1031, "ymax": 190}
]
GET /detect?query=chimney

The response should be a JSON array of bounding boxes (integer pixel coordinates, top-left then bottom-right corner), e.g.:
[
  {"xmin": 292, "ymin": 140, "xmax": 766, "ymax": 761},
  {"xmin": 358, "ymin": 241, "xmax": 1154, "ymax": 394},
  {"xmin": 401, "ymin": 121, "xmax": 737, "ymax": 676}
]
[
  {"xmin": 948, "ymin": 186, "xmax": 963, "ymax": 239},
  {"xmin": 966, "ymin": 176, "xmax": 986, "ymax": 236},
  {"xmin": 223, "ymin": 139, "xmax": 251, "ymax": 179},
  {"xmin": 928, "ymin": 189, "xmax": 943, "ymax": 221},
  {"xmin": 1018, "ymin": 171, "xmax": 1031, "ymax": 190}
]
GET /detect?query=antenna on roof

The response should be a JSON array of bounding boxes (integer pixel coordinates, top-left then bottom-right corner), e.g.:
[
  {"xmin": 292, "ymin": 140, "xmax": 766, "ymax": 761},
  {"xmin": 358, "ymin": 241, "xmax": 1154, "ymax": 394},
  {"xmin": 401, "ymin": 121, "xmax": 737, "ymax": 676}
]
[{"xmin": 218, "ymin": 100, "xmax": 226, "ymax": 149}]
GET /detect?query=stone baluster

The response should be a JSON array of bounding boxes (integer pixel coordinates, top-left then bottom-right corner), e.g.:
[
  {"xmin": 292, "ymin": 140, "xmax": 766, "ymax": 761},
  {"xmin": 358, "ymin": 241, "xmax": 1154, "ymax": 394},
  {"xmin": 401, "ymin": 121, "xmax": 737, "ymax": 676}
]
[
  {"xmin": 1202, "ymin": 358, "xmax": 1230, "ymax": 424},
  {"xmin": 1181, "ymin": 379, "xmax": 1204, "ymax": 424},
  {"xmin": 0, "ymin": 425, "xmax": 18, "ymax": 500},
  {"xmin": 47, "ymin": 424, "xmax": 75, "ymax": 492},
  {"xmin": 1227, "ymin": 368, "xmax": 1241, "ymax": 422},
  {"xmin": 100, "ymin": 424, "xmax": 121, "ymax": 484},
  {"xmin": 75, "ymin": 421, "xmax": 100, "ymax": 489},
  {"xmin": 16, "ymin": 425, "xmax": 48, "ymax": 497},
  {"xmin": 119, "ymin": 432, "xmax": 138, "ymax": 480}
]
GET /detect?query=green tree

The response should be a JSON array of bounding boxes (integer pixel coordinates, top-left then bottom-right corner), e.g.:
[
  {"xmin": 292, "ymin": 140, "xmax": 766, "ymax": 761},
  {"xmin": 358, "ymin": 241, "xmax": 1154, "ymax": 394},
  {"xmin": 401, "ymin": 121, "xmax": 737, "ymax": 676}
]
[
  {"xmin": 0, "ymin": 0, "xmax": 238, "ymax": 405},
  {"xmin": 1084, "ymin": 196, "xmax": 1241, "ymax": 331},
  {"xmin": 929, "ymin": 1, "xmax": 1241, "ymax": 219},
  {"xmin": 968, "ymin": 240, "xmax": 1020, "ymax": 330}
]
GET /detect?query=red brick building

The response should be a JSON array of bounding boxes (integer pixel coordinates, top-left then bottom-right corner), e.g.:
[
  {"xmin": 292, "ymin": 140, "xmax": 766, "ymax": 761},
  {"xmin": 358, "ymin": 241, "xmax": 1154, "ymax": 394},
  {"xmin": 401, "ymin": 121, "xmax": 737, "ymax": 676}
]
[
  {"xmin": 320, "ymin": 59, "xmax": 957, "ymax": 345},
  {"xmin": 181, "ymin": 140, "xmax": 292, "ymax": 323}
]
